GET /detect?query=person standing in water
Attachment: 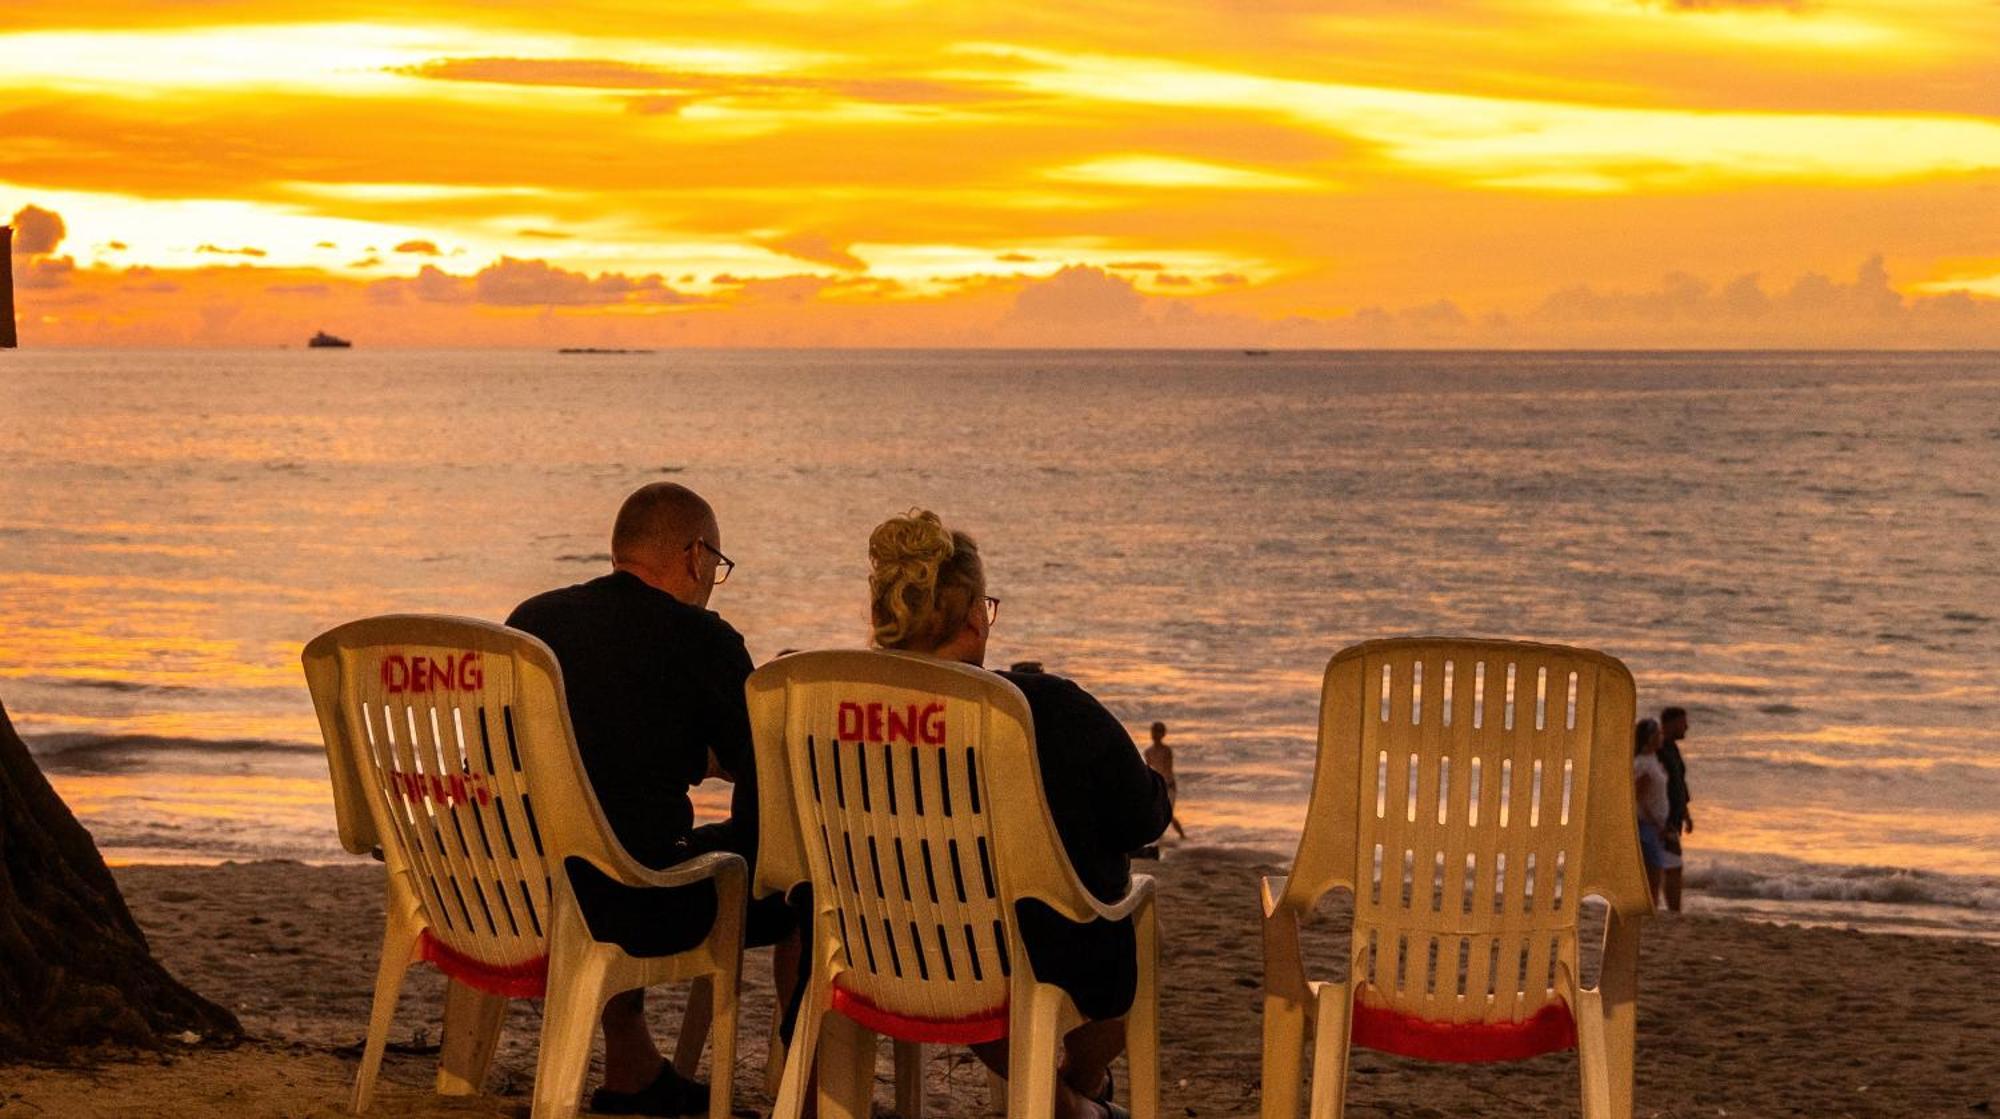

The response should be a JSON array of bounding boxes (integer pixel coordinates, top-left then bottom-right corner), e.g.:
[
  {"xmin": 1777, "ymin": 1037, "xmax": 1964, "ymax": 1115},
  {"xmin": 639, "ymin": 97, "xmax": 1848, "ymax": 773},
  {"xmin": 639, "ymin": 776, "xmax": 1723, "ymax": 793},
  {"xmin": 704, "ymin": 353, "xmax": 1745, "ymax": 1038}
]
[
  {"xmin": 1658, "ymin": 705, "xmax": 1694, "ymax": 912},
  {"xmin": 1143, "ymin": 722, "xmax": 1187, "ymax": 840},
  {"xmin": 1632, "ymin": 718, "xmax": 1670, "ymax": 908}
]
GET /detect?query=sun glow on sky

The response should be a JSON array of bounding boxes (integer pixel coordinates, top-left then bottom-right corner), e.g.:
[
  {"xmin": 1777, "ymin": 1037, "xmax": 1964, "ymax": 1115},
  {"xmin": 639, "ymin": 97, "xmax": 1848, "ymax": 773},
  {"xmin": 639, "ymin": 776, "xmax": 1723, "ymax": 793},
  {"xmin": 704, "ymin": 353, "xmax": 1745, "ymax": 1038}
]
[{"xmin": 4, "ymin": 1, "xmax": 1998, "ymax": 346}]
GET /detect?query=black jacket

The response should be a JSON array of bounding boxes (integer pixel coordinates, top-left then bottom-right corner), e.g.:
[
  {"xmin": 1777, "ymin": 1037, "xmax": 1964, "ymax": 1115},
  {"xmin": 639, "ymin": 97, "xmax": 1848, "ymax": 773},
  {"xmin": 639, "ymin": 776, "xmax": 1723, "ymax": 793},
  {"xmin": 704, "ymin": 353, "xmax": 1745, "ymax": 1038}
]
[
  {"xmin": 507, "ymin": 571, "xmax": 757, "ymax": 867},
  {"xmin": 999, "ymin": 668, "xmax": 1173, "ymax": 901}
]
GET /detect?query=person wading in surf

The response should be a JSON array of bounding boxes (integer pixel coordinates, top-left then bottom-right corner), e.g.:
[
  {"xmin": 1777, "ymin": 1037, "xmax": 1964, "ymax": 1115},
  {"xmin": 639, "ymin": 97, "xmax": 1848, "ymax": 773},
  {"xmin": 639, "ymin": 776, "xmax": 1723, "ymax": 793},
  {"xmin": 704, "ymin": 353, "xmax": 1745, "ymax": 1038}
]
[{"xmin": 1657, "ymin": 705, "xmax": 1695, "ymax": 913}]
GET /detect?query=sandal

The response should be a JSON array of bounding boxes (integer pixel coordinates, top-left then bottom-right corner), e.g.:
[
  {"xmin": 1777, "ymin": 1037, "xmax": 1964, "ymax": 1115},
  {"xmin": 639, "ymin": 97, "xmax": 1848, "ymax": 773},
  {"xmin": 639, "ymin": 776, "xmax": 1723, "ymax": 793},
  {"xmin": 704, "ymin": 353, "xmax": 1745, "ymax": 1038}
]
[{"xmin": 588, "ymin": 1061, "xmax": 711, "ymax": 1117}]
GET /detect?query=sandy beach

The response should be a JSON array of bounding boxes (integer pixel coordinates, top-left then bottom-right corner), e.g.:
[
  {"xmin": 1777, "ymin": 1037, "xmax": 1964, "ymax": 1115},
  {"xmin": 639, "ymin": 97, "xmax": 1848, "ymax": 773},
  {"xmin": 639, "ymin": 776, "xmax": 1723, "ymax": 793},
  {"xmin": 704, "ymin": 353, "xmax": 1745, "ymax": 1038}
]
[{"xmin": 3, "ymin": 849, "xmax": 1994, "ymax": 1118}]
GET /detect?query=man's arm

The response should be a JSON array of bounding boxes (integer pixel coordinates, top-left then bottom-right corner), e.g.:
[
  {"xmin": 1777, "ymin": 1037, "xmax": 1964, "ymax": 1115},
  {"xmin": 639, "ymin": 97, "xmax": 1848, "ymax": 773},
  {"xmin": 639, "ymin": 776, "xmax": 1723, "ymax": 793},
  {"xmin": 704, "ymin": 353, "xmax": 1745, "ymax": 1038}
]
[
  {"xmin": 690, "ymin": 617, "xmax": 759, "ymax": 838},
  {"xmin": 1681, "ymin": 760, "xmax": 1694, "ymax": 832}
]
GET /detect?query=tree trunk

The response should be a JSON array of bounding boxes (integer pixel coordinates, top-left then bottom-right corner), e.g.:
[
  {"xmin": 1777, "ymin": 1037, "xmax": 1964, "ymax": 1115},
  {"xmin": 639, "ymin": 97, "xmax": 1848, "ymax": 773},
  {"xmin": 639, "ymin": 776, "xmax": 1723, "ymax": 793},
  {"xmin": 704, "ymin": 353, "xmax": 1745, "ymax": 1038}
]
[{"xmin": 0, "ymin": 699, "xmax": 241, "ymax": 1061}]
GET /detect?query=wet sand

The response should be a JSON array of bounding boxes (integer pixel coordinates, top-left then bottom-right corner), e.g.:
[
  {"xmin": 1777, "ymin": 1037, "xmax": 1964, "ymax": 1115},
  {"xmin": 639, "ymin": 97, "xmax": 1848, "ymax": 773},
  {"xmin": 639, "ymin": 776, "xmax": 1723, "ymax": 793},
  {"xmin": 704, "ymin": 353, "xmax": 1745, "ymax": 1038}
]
[{"xmin": 5, "ymin": 850, "xmax": 1996, "ymax": 1117}]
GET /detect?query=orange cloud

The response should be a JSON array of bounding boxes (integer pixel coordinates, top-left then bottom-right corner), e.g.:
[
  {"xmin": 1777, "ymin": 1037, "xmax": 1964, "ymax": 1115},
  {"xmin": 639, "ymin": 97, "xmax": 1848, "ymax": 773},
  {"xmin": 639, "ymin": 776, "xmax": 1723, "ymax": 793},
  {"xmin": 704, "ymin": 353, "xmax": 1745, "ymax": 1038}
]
[
  {"xmin": 396, "ymin": 56, "xmax": 1020, "ymax": 109},
  {"xmin": 757, "ymin": 232, "xmax": 866, "ymax": 271},
  {"xmin": 469, "ymin": 257, "xmax": 694, "ymax": 307},
  {"xmin": 12, "ymin": 249, "xmax": 2000, "ymax": 349},
  {"xmin": 1651, "ymin": 0, "xmax": 1804, "ymax": 11},
  {"xmin": 11, "ymin": 204, "xmax": 67, "ymax": 254}
]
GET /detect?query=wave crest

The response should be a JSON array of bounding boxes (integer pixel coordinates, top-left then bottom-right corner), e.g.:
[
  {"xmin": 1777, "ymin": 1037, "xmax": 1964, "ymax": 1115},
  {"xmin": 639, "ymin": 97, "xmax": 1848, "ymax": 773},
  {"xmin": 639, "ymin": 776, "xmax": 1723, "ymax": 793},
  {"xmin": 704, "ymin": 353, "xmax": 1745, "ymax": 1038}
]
[{"xmin": 1689, "ymin": 857, "xmax": 2000, "ymax": 912}]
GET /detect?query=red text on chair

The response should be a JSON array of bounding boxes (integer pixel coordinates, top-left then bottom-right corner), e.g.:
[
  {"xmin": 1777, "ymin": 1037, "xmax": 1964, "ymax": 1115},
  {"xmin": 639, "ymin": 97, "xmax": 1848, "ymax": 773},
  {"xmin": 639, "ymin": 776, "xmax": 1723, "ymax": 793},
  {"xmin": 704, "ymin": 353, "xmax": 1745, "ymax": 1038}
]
[
  {"xmin": 837, "ymin": 700, "xmax": 947, "ymax": 744},
  {"xmin": 379, "ymin": 652, "xmax": 484, "ymax": 694},
  {"xmin": 390, "ymin": 769, "xmax": 494, "ymax": 807}
]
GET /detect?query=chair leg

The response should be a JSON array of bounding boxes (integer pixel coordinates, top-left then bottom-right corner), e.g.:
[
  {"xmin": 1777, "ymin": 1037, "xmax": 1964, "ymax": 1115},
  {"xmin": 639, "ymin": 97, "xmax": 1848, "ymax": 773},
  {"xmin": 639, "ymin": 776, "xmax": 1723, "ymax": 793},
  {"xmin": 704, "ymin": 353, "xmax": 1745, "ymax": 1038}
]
[
  {"xmin": 1305, "ymin": 984, "xmax": 1352, "ymax": 1119},
  {"xmin": 817, "ymin": 1011, "xmax": 878, "ymax": 1119},
  {"xmin": 1578, "ymin": 911, "xmax": 1639, "ymax": 1119},
  {"xmin": 1128, "ymin": 905, "xmax": 1163, "ymax": 1119},
  {"xmin": 1006, "ymin": 986, "xmax": 1063, "ymax": 1119},
  {"xmin": 771, "ymin": 973, "xmax": 828, "ymax": 1119},
  {"xmin": 532, "ymin": 923, "xmax": 616, "ymax": 1119},
  {"xmin": 436, "ymin": 979, "xmax": 509, "ymax": 1095},
  {"xmin": 1575, "ymin": 990, "xmax": 1626, "ymax": 1119},
  {"xmin": 350, "ymin": 916, "xmax": 423, "ymax": 1113},
  {"xmin": 1260, "ymin": 994, "xmax": 1308, "ymax": 1119},
  {"xmin": 708, "ymin": 965, "xmax": 741, "ymax": 1119},
  {"xmin": 893, "ymin": 1041, "xmax": 924, "ymax": 1119},
  {"xmin": 676, "ymin": 975, "xmax": 715, "ymax": 1078}
]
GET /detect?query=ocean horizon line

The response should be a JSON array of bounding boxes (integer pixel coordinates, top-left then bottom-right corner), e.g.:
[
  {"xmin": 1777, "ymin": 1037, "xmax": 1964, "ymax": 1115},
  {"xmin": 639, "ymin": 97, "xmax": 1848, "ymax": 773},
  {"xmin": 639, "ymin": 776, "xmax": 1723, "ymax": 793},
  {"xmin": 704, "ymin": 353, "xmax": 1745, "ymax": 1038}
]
[{"xmin": 6, "ymin": 344, "xmax": 2000, "ymax": 355}]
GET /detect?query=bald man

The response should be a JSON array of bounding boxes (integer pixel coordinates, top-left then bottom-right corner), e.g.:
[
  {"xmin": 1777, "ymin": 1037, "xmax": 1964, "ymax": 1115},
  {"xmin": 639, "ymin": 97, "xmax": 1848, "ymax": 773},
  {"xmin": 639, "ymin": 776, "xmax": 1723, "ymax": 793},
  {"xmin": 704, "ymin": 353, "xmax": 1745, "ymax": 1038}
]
[{"xmin": 509, "ymin": 483, "xmax": 787, "ymax": 1116}]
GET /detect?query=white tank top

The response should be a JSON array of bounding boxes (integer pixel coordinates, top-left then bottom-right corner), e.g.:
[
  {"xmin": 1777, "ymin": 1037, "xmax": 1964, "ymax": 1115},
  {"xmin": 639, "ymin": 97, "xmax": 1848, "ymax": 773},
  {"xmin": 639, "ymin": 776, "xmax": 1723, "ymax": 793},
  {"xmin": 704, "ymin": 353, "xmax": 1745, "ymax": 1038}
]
[{"xmin": 1633, "ymin": 754, "xmax": 1669, "ymax": 825}]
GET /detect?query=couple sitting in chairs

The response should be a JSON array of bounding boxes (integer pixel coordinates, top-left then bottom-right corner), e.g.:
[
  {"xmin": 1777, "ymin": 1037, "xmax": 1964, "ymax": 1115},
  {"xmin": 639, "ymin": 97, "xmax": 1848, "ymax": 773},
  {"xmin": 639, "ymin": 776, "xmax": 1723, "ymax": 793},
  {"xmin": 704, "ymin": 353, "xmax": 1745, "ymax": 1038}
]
[
  {"xmin": 507, "ymin": 483, "xmax": 1172, "ymax": 1119},
  {"xmin": 312, "ymin": 480, "xmax": 1645, "ymax": 1119}
]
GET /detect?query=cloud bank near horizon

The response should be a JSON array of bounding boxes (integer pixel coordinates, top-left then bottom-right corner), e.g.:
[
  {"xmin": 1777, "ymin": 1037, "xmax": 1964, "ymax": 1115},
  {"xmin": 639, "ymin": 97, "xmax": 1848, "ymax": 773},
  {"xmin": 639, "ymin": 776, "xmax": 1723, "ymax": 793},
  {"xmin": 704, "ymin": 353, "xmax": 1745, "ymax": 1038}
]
[{"xmin": 13, "ymin": 202, "xmax": 1996, "ymax": 348}]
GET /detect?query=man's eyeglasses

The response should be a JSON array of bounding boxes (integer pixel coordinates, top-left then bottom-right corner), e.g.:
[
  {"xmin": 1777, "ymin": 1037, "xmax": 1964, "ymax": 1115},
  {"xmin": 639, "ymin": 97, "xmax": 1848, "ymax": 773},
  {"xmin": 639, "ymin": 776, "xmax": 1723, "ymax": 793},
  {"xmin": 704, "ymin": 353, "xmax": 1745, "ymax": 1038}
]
[
  {"xmin": 692, "ymin": 539, "xmax": 735, "ymax": 584},
  {"xmin": 982, "ymin": 596, "xmax": 1000, "ymax": 625}
]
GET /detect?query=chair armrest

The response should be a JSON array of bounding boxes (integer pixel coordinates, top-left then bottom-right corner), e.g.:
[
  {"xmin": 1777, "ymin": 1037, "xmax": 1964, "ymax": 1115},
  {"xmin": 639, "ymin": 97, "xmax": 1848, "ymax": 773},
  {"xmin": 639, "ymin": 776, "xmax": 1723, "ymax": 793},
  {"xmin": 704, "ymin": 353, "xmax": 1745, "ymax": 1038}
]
[
  {"xmin": 1262, "ymin": 875, "xmax": 1311, "ymax": 1002},
  {"xmin": 583, "ymin": 848, "xmax": 749, "ymax": 894},
  {"xmin": 1084, "ymin": 873, "xmax": 1156, "ymax": 923},
  {"xmin": 1588, "ymin": 905, "xmax": 1642, "ymax": 998},
  {"xmin": 1261, "ymin": 875, "xmax": 1290, "ymax": 919}
]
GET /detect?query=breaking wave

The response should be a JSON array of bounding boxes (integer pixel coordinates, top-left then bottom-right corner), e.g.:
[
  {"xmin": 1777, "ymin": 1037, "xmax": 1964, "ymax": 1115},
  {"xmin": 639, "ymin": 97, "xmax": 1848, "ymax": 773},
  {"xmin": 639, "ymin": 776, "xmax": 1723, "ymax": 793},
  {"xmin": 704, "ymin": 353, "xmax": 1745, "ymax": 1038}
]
[
  {"xmin": 1690, "ymin": 855, "xmax": 2000, "ymax": 913},
  {"xmin": 26, "ymin": 732, "xmax": 322, "ymax": 776}
]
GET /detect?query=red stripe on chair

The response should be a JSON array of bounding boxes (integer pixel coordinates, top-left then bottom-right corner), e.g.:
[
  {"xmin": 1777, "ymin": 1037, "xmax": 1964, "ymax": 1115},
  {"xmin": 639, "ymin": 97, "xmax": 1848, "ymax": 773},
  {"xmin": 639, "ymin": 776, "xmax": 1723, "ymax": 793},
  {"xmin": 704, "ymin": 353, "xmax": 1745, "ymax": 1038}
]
[
  {"xmin": 1351, "ymin": 999, "xmax": 1576, "ymax": 1063},
  {"xmin": 418, "ymin": 929, "xmax": 548, "ymax": 998},
  {"xmin": 829, "ymin": 982, "xmax": 1008, "ymax": 1045}
]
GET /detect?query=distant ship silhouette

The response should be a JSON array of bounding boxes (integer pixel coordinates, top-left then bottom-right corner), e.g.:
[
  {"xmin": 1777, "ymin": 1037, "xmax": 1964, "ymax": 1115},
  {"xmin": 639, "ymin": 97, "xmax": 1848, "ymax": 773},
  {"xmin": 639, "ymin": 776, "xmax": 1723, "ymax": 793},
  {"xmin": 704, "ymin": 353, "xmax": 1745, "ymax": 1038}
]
[{"xmin": 308, "ymin": 330, "xmax": 352, "ymax": 348}]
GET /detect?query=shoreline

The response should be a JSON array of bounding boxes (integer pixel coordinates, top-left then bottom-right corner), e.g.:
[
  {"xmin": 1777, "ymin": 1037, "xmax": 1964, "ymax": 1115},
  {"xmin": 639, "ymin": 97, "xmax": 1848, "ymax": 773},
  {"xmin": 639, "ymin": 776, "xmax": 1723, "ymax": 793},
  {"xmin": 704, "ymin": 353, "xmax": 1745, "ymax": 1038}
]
[
  {"xmin": 30, "ymin": 731, "xmax": 2000, "ymax": 939},
  {"xmin": 5, "ymin": 849, "xmax": 1996, "ymax": 1117},
  {"xmin": 81, "ymin": 845, "xmax": 2000, "ymax": 946}
]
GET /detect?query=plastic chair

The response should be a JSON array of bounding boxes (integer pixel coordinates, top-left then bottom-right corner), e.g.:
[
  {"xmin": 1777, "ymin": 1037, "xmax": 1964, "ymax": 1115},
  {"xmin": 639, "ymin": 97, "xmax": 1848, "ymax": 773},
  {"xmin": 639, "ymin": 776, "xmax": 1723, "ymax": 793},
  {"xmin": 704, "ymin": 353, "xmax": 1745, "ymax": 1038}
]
[
  {"xmin": 1261, "ymin": 638, "xmax": 1650, "ymax": 1119},
  {"xmin": 747, "ymin": 650, "xmax": 1161, "ymax": 1119},
  {"xmin": 303, "ymin": 615, "xmax": 745, "ymax": 1119}
]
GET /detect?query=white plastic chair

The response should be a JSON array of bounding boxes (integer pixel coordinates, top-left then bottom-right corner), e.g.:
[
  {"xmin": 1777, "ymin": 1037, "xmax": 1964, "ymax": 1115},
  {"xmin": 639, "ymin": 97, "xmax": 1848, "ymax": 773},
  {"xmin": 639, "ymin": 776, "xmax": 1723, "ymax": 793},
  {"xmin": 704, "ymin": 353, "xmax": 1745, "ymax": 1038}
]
[
  {"xmin": 1261, "ymin": 638, "xmax": 1651, "ymax": 1119},
  {"xmin": 304, "ymin": 615, "xmax": 744, "ymax": 1119},
  {"xmin": 747, "ymin": 650, "xmax": 1162, "ymax": 1119}
]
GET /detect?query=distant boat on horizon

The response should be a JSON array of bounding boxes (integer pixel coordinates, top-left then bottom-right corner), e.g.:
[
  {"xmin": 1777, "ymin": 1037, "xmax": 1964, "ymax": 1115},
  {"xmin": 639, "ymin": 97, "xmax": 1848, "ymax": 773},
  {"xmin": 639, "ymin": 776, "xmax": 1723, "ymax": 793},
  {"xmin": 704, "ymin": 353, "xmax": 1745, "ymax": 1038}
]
[
  {"xmin": 1242, "ymin": 349, "xmax": 1271, "ymax": 356},
  {"xmin": 308, "ymin": 330, "xmax": 352, "ymax": 349}
]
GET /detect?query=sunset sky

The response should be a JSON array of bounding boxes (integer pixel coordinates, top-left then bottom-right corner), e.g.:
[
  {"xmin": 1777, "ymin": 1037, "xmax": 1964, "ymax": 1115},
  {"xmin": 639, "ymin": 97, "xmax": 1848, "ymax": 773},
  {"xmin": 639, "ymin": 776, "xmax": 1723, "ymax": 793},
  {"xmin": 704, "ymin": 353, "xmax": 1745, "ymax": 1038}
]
[{"xmin": 5, "ymin": 0, "xmax": 1998, "ymax": 346}]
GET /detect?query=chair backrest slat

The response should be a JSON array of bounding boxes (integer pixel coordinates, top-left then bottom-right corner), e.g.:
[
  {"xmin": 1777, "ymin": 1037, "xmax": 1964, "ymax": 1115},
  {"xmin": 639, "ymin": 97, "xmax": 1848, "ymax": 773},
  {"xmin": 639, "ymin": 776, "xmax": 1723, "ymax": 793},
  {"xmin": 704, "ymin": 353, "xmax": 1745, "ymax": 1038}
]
[{"xmin": 1292, "ymin": 638, "xmax": 1643, "ymax": 1027}]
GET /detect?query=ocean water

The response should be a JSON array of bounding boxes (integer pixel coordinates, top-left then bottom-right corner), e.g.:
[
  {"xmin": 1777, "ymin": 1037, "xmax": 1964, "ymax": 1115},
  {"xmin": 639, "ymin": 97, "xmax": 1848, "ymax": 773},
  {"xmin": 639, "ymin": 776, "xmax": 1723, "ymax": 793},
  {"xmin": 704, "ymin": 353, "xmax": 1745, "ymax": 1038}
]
[{"xmin": 4, "ymin": 348, "xmax": 1997, "ymax": 939}]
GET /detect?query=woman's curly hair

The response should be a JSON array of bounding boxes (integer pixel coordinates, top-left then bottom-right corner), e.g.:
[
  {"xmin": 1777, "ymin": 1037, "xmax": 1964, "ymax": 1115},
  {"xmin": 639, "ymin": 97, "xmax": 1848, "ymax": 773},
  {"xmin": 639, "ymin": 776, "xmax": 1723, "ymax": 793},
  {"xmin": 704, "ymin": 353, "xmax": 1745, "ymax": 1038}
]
[{"xmin": 868, "ymin": 509, "xmax": 985, "ymax": 650}]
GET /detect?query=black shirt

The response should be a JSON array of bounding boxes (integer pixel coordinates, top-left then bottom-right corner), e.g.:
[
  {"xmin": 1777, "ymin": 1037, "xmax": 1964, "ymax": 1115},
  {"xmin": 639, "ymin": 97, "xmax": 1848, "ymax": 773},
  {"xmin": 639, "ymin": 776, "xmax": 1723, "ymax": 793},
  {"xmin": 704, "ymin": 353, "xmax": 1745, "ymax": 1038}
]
[
  {"xmin": 998, "ymin": 668, "xmax": 1173, "ymax": 902},
  {"xmin": 506, "ymin": 570, "xmax": 757, "ymax": 868},
  {"xmin": 1659, "ymin": 737, "xmax": 1691, "ymax": 832}
]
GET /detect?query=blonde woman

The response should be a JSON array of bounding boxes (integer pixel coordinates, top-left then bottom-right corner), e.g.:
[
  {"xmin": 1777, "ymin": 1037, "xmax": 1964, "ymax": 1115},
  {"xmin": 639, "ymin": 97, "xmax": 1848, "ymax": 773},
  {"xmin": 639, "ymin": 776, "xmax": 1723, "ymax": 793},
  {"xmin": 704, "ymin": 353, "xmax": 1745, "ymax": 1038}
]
[
  {"xmin": 1633, "ymin": 718, "xmax": 1670, "ymax": 909},
  {"xmin": 868, "ymin": 510, "xmax": 1173, "ymax": 1119}
]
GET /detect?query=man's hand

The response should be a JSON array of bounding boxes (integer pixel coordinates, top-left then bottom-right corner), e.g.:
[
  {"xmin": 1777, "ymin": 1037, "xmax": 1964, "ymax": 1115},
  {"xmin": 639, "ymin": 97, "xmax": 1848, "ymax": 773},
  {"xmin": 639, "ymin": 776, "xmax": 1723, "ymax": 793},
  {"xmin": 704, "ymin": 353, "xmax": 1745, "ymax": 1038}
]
[{"xmin": 1683, "ymin": 814, "xmax": 1694, "ymax": 835}]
